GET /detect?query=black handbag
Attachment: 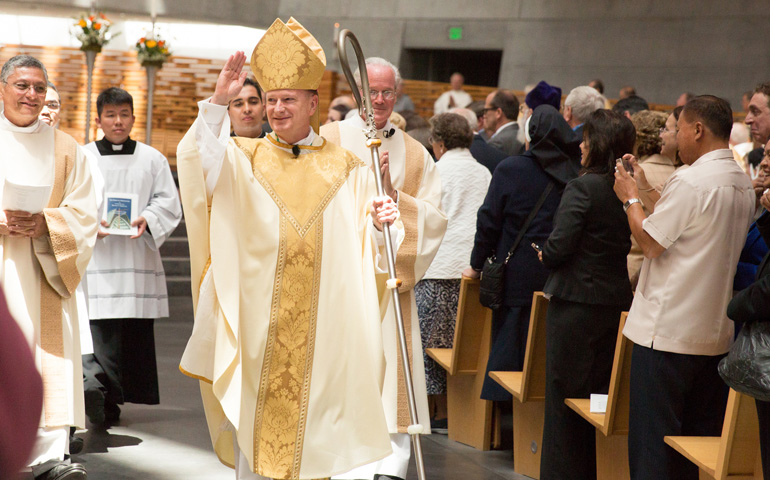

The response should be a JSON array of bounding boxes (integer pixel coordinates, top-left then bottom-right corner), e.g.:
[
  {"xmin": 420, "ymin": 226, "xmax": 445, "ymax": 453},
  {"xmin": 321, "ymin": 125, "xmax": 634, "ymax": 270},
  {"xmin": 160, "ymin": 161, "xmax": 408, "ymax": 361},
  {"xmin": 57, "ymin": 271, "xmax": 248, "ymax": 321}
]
[
  {"xmin": 718, "ymin": 321, "xmax": 770, "ymax": 401},
  {"xmin": 479, "ymin": 182, "xmax": 554, "ymax": 310}
]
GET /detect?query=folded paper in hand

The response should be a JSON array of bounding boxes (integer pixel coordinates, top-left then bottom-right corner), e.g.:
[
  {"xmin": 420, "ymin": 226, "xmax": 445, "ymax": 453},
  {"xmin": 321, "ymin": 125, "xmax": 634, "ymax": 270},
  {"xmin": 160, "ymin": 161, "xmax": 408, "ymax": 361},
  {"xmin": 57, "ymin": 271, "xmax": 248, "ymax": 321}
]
[{"xmin": 2, "ymin": 179, "xmax": 51, "ymax": 214}]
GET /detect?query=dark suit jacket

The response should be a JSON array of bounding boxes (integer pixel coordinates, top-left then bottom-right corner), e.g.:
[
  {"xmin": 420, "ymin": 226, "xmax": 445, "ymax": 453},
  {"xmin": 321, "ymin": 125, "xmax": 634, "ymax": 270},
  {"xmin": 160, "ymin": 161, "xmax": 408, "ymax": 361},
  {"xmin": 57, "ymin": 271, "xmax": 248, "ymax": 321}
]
[
  {"xmin": 542, "ymin": 173, "xmax": 633, "ymax": 306},
  {"xmin": 488, "ymin": 123, "xmax": 525, "ymax": 157},
  {"xmin": 728, "ymin": 212, "xmax": 770, "ymax": 323},
  {"xmin": 573, "ymin": 124, "xmax": 584, "ymax": 142},
  {"xmin": 470, "ymin": 134, "xmax": 508, "ymax": 174},
  {"xmin": 470, "ymin": 155, "xmax": 565, "ymax": 307}
]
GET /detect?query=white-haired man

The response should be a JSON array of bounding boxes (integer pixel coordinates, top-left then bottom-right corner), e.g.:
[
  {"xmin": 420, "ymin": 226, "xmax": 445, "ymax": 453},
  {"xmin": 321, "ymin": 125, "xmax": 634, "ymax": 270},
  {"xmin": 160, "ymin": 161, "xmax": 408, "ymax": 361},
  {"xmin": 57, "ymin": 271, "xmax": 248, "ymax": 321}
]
[
  {"xmin": 563, "ymin": 85, "xmax": 607, "ymax": 140},
  {"xmin": 322, "ymin": 57, "xmax": 447, "ymax": 480}
]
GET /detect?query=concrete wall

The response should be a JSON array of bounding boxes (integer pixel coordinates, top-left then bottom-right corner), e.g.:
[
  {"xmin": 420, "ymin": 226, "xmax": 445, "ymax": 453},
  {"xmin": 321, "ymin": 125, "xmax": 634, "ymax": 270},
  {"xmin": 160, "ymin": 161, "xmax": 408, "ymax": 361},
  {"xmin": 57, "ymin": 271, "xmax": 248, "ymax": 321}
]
[
  {"xmin": 284, "ymin": 0, "xmax": 770, "ymax": 107},
  {"xmin": 3, "ymin": 0, "xmax": 769, "ymax": 107}
]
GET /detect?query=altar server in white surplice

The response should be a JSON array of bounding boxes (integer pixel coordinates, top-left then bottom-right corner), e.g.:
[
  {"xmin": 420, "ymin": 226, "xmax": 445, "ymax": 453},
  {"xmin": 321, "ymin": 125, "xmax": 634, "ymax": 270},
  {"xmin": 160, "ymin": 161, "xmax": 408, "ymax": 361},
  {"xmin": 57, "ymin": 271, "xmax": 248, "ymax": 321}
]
[
  {"xmin": 83, "ymin": 87, "xmax": 181, "ymax": 426},
  {"xmin": 0, "ymin": 54, "xmax": 97, "ymax": 480},
  {"xmin": 322, "ymin": 57, "xmax": 447, "ymax": 480}
]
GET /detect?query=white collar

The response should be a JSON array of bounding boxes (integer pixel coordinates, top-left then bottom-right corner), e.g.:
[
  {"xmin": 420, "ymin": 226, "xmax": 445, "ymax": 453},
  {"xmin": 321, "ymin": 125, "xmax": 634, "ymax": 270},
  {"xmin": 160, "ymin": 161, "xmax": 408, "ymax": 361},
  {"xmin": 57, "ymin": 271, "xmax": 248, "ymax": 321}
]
[
  {"xmin": 0, "ymin": 111, "xmax": 46, "ymax": 133},
  {"xmin": 270, "ymin": 128, "xmax": 319, "ymax": 155}
]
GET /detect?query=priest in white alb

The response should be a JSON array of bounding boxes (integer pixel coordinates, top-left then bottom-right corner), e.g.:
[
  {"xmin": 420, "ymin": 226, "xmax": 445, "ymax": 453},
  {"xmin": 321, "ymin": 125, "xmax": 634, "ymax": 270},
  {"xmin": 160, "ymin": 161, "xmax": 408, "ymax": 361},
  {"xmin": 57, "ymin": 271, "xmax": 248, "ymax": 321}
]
[
  {"xmin": 0, "ymin": 55, "xmax": 97, "ymax": 480},
  {"xmin": 322, "ymin": 58, "xmax": 447, "ymax": 480},
  {"xmin": 178, "ymin": 18, "xmax": 401, "ymax": 480}
]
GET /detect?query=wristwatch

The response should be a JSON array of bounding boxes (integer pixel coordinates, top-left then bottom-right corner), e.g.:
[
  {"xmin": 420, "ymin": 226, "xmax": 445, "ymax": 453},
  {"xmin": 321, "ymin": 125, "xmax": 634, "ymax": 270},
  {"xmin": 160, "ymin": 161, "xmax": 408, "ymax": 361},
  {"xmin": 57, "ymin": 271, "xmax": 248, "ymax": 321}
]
[{"xmin": 623, "ymin": 198, "xmax": 642, "ymax": 213}]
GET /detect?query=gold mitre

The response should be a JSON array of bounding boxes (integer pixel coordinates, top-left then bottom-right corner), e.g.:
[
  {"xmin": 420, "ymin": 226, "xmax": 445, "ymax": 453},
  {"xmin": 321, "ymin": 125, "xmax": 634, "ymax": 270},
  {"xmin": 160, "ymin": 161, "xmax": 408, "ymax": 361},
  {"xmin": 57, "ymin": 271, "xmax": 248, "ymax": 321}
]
[{"xmin": 250, "ymin": 17, "xmax": 326, "ymax": 92}]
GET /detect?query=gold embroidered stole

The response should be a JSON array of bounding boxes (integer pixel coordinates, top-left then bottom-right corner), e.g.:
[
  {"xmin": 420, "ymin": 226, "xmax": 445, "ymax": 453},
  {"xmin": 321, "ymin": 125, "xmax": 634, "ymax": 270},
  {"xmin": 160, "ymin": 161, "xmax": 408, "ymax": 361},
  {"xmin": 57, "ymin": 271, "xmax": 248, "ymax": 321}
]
[
  {"xmin": 320, "ymin": 123, "xmax": 428, "ymax": 432},
  {"xmin": 40, "ymin": 130, "xmax": 78, "ymax": 426},
  {"xmin": 234, "ymin": 137, "xmax": 362, "ymax": 479},
  {"xmin": 394, "ymin": 132, "xmax": 426, "ymax": 432}
]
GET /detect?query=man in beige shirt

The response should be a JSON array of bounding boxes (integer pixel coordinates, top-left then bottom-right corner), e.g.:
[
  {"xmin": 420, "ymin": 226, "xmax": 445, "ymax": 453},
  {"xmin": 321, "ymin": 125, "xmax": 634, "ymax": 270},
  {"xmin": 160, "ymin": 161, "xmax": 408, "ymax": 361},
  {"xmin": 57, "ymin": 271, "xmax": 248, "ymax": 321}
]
[{"xmin": 614, "ymin": 95, "xmax": 755, "ymax": 480}]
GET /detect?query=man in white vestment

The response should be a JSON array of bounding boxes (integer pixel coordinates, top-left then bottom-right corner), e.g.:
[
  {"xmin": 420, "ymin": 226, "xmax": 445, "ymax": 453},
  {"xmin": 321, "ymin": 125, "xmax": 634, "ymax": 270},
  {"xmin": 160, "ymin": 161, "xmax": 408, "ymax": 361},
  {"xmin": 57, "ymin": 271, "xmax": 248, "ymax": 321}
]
[
  {"xmin": 83, "ymin": 87, "xmax": 182, "ymax": 425},
  {"xmin": 0, "ymin": 55, "xmax": 97, "ymax": 480},
  {"xmin": 433, "ymin": 72, "xmax": 472, "ymax": 115},
  {"xmin": 178, "ymin": 18, "xmax": 399, "ymax": 480},
  {"xmin": 322, "ymin": 58, "xmax": 447, "ymax": 480},
  {"xmin": 39, "ymin": 82, "xmax": 104, "ymax": 455}
]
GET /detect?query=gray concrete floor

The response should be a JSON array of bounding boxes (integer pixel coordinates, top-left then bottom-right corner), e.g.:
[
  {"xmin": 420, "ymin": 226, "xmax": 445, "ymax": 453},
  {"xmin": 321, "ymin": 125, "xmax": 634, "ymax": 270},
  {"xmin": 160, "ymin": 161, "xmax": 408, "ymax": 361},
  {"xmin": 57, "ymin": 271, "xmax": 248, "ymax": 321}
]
[{"xmin": 72, "ymin": 297, "xmax": 529, "ymax": 480}]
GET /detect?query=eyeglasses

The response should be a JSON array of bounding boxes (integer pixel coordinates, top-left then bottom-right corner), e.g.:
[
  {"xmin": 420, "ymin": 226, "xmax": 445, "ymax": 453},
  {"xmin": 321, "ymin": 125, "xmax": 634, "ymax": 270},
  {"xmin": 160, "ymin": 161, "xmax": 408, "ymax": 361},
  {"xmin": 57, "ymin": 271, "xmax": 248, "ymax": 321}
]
[
  {"xmin": 482, "ymin": 106, "xmax": 497, "ymax": 114},
  {"xmin": 44, "ymin": 101, "xmax": 60, "ymax": 111},
  {"xmin": 8, "ymin": 82, "xmax": 47, "ymax": 95},
  {"xmin": 367, "ymin": 89, "xmax": 396, "ymax": 100}
]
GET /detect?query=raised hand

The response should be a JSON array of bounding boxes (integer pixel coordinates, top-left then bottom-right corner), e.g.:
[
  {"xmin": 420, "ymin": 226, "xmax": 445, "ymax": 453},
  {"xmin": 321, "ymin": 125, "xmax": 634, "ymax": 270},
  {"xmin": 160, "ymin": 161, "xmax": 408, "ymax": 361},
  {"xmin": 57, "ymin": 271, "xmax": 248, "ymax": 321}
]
[{"xmin": 211, "ymin": 52, "xmax": 248, "ymax": 106}]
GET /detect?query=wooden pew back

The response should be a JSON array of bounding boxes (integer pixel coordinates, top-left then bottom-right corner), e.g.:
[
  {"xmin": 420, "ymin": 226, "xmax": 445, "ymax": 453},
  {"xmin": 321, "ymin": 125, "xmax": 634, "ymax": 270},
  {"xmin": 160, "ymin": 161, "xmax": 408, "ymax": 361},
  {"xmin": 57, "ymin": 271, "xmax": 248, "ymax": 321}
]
[
  {"xmin": 665, "ymin": 389, "xmax": 762, "ymax": 479},
  {"xmin": 603, "ymin": 312, "xmax": 632, "ymax": 436},
  {"xmin": 447, "ymin": 277, "xmax": 493, "ymax": 375},
  {"xmin": 518, "ymin": 292, "xmax": 550, "ymax": 401},
  {"xmin": 716, "ymin": 390, "xmax": 761, "ymax": 479}
]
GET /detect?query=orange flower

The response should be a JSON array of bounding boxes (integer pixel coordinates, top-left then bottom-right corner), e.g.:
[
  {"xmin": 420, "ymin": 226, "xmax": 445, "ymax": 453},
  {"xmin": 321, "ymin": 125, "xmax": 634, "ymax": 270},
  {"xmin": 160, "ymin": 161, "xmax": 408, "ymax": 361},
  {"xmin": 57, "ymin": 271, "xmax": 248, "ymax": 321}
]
[
  {"xmin": 88, "ymin": 15, "xmax": 94, "ymax": 21},
  {"xmin": 100, "ymin": 13, "xmax": 107, "ymax": 20},
  {"xmin": 158, "ymin": 40, "xmax": 165, "ymax": 47},
  {"xmin": 146, "ymin": 40, "xmax": 157, "ymax": 48},
  {"xmin": 78, "ymin": 19, "xmax": 87, "ymax": 28},
  {"xmin": 93, "ymin": 23, "xmax": 102, "ymax": 30}
]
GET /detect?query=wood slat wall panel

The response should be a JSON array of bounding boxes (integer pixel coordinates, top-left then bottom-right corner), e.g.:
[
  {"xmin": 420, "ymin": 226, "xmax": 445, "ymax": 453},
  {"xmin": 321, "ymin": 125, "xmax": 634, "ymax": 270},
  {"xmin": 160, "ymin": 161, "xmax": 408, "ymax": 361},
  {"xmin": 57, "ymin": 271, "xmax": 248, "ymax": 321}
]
[{"xmin": 2, "ymin": 45, "xmax": 687, "ymax": 167}]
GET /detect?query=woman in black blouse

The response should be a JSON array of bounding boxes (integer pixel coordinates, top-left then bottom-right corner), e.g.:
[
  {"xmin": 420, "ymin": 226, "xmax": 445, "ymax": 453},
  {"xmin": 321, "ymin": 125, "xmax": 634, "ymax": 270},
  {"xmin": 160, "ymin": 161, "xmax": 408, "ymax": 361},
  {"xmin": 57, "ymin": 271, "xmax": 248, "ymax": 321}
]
[{"xmin": 538, "ymin": 109, "xmax": 635, "ymax": 480}]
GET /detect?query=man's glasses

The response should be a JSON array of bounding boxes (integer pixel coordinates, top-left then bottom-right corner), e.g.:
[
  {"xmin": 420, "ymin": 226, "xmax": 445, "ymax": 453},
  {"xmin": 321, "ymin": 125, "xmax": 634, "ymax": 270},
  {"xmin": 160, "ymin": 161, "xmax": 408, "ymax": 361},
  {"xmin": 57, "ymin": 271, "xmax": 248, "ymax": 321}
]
[
  {"xmin": 368, "ymin": 89, "xmax": 396, "ymax": 100},
  {"xmin": 45, "ymin": 101, "xmax": 61, "ymax": 111},
  {"xmin": 9, "ymin": 82, "xmax": 47, "ymax": 95}
]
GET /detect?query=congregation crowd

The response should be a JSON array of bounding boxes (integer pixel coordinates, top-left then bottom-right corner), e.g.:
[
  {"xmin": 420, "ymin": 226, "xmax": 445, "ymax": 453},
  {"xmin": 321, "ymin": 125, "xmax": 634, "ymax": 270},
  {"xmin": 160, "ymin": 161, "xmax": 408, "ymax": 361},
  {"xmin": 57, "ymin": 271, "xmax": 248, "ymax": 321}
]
[{"xmin": 1, "ymin": 14, "xmax": 769, "ymax": 480}]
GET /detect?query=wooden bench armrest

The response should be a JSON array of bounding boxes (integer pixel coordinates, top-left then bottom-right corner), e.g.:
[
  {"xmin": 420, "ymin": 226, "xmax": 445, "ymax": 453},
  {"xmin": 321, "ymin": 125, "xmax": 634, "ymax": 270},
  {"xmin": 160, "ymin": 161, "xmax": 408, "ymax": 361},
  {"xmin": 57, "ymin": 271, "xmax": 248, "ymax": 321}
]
[
  {"xmin": 426, "ymin": 348, "xmax": 454, "ymax": 372},
  {"xmin": 489, "ymin": 371, "xmax": 525, "ymax": 401},
  {"xmin": 564, "ymin": 398, "xmax": 608, "ymax": 433},
  {"xmin": 664, "ymin": 436, "xmax": 719, "ymax": 478}
]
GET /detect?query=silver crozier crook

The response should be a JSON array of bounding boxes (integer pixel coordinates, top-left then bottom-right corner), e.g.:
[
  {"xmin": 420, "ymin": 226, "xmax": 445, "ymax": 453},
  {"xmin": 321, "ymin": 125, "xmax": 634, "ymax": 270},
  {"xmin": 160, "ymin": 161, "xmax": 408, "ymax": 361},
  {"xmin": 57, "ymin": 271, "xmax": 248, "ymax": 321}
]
[{"xmin": 337, "ymin": 29, "xmax": 428, "ymax": 480}]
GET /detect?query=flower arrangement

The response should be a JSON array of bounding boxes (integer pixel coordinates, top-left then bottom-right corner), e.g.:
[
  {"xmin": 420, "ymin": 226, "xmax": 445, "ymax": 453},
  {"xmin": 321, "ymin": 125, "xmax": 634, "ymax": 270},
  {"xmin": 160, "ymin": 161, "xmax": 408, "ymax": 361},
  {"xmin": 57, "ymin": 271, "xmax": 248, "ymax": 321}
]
[
  {"xmin": 71, "ymin": 12, "xmax": 115, "ymax": 52},
  {"xmin": 136, "ymin": 34, "xmax": 172, "ymax": 68}
]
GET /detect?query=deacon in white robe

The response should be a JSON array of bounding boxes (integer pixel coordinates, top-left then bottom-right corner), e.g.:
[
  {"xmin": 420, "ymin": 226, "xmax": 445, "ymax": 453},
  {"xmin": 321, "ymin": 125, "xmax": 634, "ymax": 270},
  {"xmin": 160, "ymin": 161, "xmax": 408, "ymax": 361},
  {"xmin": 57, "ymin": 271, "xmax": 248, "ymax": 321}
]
[
  {"xmin": 322, "ymin": 58, "xmax": 447, "ymax": 479},
  {"xmin": 0, "ymin": 108, "xmax": 97, "ymax": 467}
]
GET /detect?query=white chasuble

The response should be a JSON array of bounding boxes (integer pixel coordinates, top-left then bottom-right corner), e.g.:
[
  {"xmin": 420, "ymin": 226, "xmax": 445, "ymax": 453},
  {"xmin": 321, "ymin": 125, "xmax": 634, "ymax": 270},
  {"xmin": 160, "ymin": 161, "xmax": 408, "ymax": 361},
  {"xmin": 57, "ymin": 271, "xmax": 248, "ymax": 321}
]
[
  {"xmin": 322, "ymin": 117, "xmax": 448, "ymax": 436},
  {"xmin": 0, "ymin": 115, "xmax": 97, "ymax": 428},
  {"xmin": 178, "ymin": 105, "xmax": 391, "ymax": 480}
]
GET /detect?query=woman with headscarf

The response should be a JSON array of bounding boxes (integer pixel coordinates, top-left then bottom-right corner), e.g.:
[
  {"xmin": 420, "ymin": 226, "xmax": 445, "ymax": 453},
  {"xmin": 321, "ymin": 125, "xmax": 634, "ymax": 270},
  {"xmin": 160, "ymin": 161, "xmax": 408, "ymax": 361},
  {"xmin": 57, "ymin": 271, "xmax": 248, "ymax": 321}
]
[
  {"xmin": 537, "ymin": 109, "xmax": 635, "ymax": 479},
  {"xmin": 464, "ymin": 104, "xmax": 581, "ymax": 402}
]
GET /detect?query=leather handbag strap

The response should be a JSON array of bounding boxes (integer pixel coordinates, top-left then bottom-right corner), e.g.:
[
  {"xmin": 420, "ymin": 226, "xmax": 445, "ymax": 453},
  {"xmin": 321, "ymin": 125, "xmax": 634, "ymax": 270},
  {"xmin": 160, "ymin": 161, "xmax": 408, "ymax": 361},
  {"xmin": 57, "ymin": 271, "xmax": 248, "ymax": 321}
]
[{"xmin": 504, "ymin": 181, "xmax": 554, "ymax": 264}]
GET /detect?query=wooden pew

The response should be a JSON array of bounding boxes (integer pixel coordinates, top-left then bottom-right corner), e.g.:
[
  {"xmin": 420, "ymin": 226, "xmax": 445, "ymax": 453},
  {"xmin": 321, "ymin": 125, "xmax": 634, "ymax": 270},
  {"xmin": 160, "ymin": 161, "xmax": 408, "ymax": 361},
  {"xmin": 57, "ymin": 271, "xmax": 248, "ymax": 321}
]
[
  {"xmin": 426, "ymin": 277, "xmax": 494, "ymax": 450},
  {"xmin": 489, "ymin": 292, "xmax": 550, "ymax": 479},
  {"xmin": 665, "ymin": 389, "xmax": 763, "ymax": 479},
  {"xmin": 564, "ymin": 312, "xmax": 633, "ymax": 479}
]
